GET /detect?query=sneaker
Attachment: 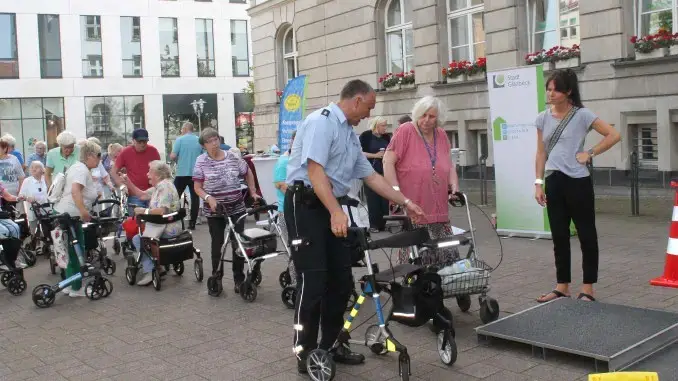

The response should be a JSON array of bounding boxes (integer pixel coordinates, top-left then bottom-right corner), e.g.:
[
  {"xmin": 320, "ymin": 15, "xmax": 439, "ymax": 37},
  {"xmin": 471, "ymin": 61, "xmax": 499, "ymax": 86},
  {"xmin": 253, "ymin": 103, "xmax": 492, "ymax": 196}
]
[
  {"xmin": 69, "ymin": 288, "xmax": 86, "ymax": 298},
  {"xmin": 137, "ymin": 271, "xmax": 153, "ymax": 286},
  {"xmin": 61, "ymin": 286, "xmax": 71, "ymax": 294}
]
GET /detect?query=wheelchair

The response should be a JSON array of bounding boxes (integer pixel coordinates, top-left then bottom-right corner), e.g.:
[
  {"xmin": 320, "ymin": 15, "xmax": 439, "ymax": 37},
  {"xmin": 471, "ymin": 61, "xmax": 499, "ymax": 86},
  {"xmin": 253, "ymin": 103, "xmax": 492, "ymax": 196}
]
[
  {"xmin": 206, "ymin": 201, "xmax": 282, "ymax": 303},
  {"xmin": 125, "ymin": 207, "xmax": 203, "ymax": 290},
  {"xmin": 301, "ymin": 223, "xmax": 460, "ymax": 380},
  {"xmin": 31, "ymin": 213, "xmax": 114, "ymax": 308}
]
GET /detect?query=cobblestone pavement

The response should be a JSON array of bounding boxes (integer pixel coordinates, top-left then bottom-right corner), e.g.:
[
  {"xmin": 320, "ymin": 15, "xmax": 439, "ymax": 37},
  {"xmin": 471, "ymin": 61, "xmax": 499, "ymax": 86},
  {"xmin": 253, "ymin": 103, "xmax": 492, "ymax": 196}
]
[{"xmin": 1, "ymin": 205, "xmax": 676, "ymax": 381}]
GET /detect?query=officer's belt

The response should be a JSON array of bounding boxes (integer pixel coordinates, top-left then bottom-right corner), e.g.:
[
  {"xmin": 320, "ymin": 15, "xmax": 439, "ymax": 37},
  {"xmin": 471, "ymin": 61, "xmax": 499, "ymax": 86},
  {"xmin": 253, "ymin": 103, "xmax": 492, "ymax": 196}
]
[{"xmin": 293, "ymin": 185, "xmax": 351, "ymax": 208}]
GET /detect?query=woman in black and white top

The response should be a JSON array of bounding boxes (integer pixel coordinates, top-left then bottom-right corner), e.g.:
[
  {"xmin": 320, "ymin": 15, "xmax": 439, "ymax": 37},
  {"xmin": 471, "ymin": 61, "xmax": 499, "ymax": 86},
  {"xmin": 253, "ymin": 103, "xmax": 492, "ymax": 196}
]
[{"xmin": 534, "ymin": 69, "xmax": 621, "ymax": 303}]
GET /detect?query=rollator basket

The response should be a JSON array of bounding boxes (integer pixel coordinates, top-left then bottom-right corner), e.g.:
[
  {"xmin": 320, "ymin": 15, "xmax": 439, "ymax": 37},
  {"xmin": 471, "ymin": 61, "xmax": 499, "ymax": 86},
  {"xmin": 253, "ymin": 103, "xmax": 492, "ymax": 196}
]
[{"xmin": 239, "ymin": 228, "xmax": 277, "ymax": 258}]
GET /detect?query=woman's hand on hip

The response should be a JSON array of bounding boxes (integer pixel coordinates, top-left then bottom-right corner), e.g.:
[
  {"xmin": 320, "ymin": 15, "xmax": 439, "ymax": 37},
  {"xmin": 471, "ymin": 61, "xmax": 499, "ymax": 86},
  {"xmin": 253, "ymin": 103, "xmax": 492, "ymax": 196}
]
[
  {"xmin": 535, "ymin": 185, "xmax": 547, "ymax": 207},
  {"xmin": 576, "ymin": 151, "xmax": 591, "ymax": 165}
]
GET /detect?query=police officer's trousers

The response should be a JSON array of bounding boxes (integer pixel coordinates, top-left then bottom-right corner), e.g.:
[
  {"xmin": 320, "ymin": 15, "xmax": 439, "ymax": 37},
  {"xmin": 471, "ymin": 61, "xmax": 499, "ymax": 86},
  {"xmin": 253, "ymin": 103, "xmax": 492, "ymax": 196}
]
[{"xmin": 283, "ymin": 191, "xmax": 353, "ymax": 355}]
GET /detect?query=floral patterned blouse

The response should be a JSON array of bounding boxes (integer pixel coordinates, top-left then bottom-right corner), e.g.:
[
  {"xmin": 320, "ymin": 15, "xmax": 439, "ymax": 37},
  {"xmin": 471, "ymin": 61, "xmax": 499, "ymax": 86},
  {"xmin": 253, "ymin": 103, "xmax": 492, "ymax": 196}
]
[{"xmin": 143, "ymin": 179, "xmax": 181, "ymax": 238}]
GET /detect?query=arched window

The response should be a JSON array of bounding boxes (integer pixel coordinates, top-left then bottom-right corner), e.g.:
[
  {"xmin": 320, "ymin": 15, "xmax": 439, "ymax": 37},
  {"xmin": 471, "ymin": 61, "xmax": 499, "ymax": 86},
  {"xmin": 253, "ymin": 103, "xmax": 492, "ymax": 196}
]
[
  {"xmin": 385, "ymin": 0, "xmax": 413, "ymax": 73},
  {"xmin": 282, "ymin": 27, "xmax": 298, "ymax": 85}
]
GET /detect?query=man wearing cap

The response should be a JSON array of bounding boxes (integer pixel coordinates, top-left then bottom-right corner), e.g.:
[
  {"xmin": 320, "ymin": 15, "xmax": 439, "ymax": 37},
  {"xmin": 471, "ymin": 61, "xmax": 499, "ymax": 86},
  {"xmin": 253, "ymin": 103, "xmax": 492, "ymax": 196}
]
[{"xmin": 110, "ymin": 129, "xmax": 161, "ymax": 214}]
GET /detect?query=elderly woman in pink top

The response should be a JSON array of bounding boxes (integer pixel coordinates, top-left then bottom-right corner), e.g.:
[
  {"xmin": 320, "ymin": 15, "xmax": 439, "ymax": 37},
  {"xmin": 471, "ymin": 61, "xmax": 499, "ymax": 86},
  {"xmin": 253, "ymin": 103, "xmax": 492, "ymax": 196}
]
[{"xmin": 383, "ymin": 96, "xmax": 460, "ymax": 265}]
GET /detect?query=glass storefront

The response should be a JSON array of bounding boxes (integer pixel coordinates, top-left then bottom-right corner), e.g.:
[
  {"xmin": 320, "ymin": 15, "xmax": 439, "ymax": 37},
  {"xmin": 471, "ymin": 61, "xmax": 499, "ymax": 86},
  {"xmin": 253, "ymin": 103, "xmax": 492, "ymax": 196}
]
[
  {"xmin": 85, "ymin": 95, "xmax": 145, "ymax": 149},
  {"xmin": 162, "ymin": 93, "xmax": 217, "ymax": 160},
  {"xmin": 0, "ymin": 97, "xmax": 66, "ymax": 156}
]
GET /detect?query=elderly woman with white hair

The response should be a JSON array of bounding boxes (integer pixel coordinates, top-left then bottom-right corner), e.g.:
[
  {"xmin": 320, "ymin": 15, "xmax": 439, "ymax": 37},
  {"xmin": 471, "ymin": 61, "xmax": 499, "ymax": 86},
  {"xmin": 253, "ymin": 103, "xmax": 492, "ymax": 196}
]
[
  {"xmin": 54, "ymin": 140, "xmax": 102, "ymax": 297},
  {"xmin": 359, "ymin": 116, "xmax": 391, "ymax": 233},
  {"xmin": 26, "ymin": 140, "xmax": 47, "ymax": 170},
  {"xmin": 383, "ymin": 96, "xmax": 461, "ymax": 266},
  {"xmin": 45, "ymin": 131, "xmax": 79, "ymax": 188},
  {"xmin": 122, "ymin": 160, "xmax": 181, "ymax": 286},
  {"xmin": 85, "ymin": 137, "xmax": 114, "ymax": 199},
  {"xmin": 19, "ymin": 161, "xmax": 49, "ymax": 233},
  {"xmin": 0, "ymin": 134, "xmax": 25, "ymax": 170},
  {"xmin": 0, "ymin": 136, "xmax": 25, "ymax": 213}
]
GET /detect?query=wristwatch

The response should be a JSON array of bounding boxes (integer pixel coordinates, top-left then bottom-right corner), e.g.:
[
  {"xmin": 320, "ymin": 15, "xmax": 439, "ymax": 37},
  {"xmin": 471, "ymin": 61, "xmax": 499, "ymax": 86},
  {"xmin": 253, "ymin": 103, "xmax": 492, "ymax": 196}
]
[
  {"xmin": 204, "ymin": 194, "xmax": 211, "ymax": 202},
  {"xmin": 534, "ymin": 179, "xmax": 544, "ymax": 185},
  {"xmin": 587, "ymin": 148, "xmax": 596, "ymax": 158},
  {"xmin": 402, "ymin": 198, "xmax": 411, "ymax": 207}
]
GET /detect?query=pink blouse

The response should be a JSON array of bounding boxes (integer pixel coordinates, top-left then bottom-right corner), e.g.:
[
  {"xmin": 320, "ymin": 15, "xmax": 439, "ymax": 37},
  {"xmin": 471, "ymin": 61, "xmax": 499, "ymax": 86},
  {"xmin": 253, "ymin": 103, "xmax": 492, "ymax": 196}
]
[{"xmin": 387, "ymin": 122, "xmax": 452, "ymax": 224}]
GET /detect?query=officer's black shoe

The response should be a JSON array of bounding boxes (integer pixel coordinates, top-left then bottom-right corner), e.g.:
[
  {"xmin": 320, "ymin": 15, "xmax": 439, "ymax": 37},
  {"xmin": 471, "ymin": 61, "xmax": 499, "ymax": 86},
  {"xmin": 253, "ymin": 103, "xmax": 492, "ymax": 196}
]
[
  {"xmin": 188, "ymin": 222, "xmax": 196, "ymax": 230},
  {"xmin": 297, "ymin": 356, "xmax": 307, "ymax": 374},
  {"xmin": 332, "ymin": 343, "xmax": 365, "ymax": 365}
]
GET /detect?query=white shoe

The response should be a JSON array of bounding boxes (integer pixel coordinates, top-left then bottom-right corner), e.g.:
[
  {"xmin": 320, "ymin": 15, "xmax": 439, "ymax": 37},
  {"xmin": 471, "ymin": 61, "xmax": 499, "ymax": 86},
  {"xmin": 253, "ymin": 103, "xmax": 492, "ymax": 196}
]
[
  {"xmin": 69, "ymin": 288, "xmax": 86, "ymax": 298},
  {"xmin": 137, "ymin": 271, "xmax": 153, "ymax": 286},
  {"xmin": 62, "ymin": 287, "xmax": 71, "ymax": 294}
]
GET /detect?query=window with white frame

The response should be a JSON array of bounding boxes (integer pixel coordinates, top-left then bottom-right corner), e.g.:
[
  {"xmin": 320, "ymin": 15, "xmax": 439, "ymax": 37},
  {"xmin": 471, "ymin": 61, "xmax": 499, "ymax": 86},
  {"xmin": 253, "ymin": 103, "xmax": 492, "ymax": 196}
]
[
  {"xmin": 528, "ymin": 0, "xmax": 580, "ymax": 52},
  {"xmin": 637, "ymin": 0, "xmax": 676, "ymax": 36},
  {"xmin": 282, "ymin": 27, "xmax": 297, "ymax": 85},
  {"xmin": 85, "ymin": 15, "xmax": 101, "ymax": 40},
  {"xmin": 447, "ymin": 0, "xmax": 485, "ymax": 61},
  {"xmin": 385, "ymin": 0, "xmax": 413, "ymax": 73}
]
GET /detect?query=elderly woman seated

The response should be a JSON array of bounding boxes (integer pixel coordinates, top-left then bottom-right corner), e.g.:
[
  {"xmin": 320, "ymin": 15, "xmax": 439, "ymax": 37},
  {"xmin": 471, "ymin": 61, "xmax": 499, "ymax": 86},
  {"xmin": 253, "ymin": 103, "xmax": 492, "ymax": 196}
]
[
  {"xmin": 53, "ymin": 140, "xmax": 102, "ymax": 297},
  {"xmin": 0, "ymin": 183, "xmax": 25, "ymax": 270},
  {"xmin": 122, "ymin": 160, "xmax": 181, "ymax": 286}
]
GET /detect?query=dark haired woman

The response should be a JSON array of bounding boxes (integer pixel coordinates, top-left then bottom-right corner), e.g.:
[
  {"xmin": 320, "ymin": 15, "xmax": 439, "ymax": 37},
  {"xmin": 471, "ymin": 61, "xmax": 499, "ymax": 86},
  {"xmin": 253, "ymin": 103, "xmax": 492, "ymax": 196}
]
[{"xmin": 534, "ymin": 69, "xmax": 621, "ymax": 303}]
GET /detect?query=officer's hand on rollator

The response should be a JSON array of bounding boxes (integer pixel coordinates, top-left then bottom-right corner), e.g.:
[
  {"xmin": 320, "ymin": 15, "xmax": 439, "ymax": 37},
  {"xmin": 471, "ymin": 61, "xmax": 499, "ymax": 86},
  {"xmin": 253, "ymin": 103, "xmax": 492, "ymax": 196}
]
[{"xmin": 330, "ymin": 210, "xmax": 349, "ymax": 238}]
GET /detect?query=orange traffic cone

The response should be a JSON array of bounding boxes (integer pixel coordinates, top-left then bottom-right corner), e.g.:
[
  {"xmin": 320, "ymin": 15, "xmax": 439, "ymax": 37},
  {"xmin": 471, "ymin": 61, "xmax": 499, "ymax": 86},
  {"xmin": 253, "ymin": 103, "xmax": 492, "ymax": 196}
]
[{"xmin": 650, "ymin": 181, "xmax": 678, "ymax": 288}]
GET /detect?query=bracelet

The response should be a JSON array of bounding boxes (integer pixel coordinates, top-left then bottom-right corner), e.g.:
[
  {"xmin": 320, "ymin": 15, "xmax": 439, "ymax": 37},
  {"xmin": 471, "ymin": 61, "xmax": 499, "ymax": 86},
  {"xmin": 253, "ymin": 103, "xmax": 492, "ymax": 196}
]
[
  {"xmin": 392, "ymin": 186, "xmax": 400, "ymax": 191},
  {"xmin": 204, "ymin": 194, "xmax": 211, "ymax": 201},
  {"xmin": 402, "ymin": 198, "xmax": 410, "ymax": 206}
]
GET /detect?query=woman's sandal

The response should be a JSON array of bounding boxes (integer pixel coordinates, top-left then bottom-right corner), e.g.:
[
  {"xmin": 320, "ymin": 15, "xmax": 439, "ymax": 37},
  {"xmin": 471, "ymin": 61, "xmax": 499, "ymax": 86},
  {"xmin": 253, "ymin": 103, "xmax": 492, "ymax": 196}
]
[
  {"xmin": 577, "ymin": 293, "xmax": 596, "ymax": 302},
  {"xmin": 537, "ymin": 290, "xmax": 570, "ymax": 303}
]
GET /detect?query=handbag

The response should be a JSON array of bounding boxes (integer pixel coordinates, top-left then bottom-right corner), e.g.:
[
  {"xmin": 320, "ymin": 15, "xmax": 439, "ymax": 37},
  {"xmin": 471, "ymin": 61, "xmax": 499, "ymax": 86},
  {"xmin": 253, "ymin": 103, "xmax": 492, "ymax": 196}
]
[{"xmin": 545, "ymin": 106, "xmax": 579, "ymax": 161}]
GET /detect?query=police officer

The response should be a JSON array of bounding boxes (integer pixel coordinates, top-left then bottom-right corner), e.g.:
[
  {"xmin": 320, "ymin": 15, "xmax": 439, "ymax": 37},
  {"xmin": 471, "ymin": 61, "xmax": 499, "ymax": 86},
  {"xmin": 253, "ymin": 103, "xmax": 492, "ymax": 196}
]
[{"xmin": 284, "ymin": 79, "xmax": 425, "ymax": 373}]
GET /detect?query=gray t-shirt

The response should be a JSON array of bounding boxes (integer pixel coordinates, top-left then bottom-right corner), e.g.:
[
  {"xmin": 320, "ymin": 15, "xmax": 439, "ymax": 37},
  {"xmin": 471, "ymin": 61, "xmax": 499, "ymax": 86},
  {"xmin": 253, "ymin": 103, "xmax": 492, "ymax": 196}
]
[{"xmin": 536, "ymin": 107, "xmax": 598, "ymax": 179}]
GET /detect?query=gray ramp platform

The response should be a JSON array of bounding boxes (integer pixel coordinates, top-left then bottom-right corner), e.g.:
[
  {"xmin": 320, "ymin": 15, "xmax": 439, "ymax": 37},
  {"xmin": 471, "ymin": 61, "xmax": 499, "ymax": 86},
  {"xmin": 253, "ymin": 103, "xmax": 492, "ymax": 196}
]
[
  {"xmin": 475, "ymin": 298, "xmax": 678, "ymax": 371},
  {"xmin": 629, "ymin": 342, "xmax": 678, "ymax": 381}
]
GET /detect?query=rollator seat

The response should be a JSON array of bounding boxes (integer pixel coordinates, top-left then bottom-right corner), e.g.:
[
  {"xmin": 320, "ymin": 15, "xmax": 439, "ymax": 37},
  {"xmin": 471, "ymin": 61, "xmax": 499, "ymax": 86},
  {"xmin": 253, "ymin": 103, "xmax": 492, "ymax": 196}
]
[
  {"xmin": 240, "ymin": 228, "xmax": 277, "ymax": 258},
  {"xmin": 241, "ymin": 228, "xmax": 277, "ymax": 242},
  {"xmin": 147, "ymin": 230, "xmax": 195, "ymax": 266},
  {"xmin": 374, "ymin": 263, "xmax": 422, "ymax": 284}
]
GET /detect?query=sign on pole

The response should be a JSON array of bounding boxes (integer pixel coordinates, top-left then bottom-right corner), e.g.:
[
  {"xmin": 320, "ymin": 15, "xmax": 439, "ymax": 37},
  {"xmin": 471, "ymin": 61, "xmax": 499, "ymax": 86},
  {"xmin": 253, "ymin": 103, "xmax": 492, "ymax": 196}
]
[
  {"xmin": 487, "ymin": 64, "xmax": 551, "ymax": 238},
  {"xmin": 278, "ymin": 75, "xmax": 308, "ymax": 152}
]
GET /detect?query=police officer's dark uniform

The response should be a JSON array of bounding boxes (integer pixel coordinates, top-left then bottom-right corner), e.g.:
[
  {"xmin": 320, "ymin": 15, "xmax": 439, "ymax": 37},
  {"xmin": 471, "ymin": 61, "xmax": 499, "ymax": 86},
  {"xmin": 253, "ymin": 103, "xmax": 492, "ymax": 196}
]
[{"xmin": 284, "ymin": 102, "xmax": 374, "ymax": 371}]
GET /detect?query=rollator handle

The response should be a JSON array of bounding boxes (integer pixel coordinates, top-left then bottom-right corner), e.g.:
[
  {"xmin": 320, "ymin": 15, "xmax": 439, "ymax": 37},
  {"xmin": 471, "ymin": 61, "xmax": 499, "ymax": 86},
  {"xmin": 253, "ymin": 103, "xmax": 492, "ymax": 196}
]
[
  {"xmin": 448, "ymin": 191, "xmax": 466, "ymax": 207},
  {"xmin": 247, "ymin": 203, "xmax": 277, "ymax": 216},
  {"xmin": 338, "ymin": 197, "xmax": 360, "ymax": 208}
]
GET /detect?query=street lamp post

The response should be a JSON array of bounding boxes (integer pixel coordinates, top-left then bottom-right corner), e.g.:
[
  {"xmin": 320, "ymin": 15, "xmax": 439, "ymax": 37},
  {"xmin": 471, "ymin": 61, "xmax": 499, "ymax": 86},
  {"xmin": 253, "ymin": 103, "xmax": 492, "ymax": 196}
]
[{"xmin": 190, "ymin": 99, "xmax": 206, "ymax": 130}]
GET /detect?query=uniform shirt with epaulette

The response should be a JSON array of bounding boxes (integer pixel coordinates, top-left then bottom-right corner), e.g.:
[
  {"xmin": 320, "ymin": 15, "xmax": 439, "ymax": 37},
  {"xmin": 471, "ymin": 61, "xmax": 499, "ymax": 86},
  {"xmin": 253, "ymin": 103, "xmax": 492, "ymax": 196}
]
[{"xmin": 286, "ymin": 102, "xmax": 375, "ymax": 198}]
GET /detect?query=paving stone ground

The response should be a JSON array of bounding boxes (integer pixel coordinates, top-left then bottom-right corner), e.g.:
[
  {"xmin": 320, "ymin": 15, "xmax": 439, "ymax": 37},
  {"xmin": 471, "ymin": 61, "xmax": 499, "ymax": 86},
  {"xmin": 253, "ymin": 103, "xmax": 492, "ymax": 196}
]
[{"xmin": 1, "ymin": 202, "xmax": 676, "ymax": 381}]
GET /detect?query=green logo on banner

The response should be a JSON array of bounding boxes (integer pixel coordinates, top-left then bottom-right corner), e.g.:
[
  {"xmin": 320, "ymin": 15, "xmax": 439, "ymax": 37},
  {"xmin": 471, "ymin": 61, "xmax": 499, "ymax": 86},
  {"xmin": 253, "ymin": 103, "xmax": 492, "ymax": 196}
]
[{"xmin": 492, "ymin": 117, "xmax": 506, "ymax": 141}]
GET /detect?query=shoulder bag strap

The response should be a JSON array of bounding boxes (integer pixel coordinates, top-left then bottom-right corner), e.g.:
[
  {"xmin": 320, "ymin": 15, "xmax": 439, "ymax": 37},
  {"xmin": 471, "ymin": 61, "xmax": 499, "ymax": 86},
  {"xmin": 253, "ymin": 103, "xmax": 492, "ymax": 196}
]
[{"xmin": 546, "ymin": 106, "xmax": 579, "ymax": 160}]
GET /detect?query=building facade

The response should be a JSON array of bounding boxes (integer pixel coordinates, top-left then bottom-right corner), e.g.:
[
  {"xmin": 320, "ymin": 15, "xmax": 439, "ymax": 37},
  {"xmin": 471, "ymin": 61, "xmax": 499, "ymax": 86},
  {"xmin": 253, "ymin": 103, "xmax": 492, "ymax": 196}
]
[
  {"xmin": 248, "ymin": 0, "xmax": 678, "ymax": 188},
  {"xmin": 0, "ymin": 0, "xmax": 253, "ymax": 160}
]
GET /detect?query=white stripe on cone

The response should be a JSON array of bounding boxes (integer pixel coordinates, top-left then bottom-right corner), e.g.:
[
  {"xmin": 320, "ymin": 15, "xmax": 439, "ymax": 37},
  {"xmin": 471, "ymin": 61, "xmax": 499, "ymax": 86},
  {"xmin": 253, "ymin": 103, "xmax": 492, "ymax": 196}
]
[
  {"xmin": 667, "ymin": 237, "xmax": 678, "ymax": 256},
  {"xmin": 673, "ymin": 206, "xmax": 678, "ymax": 222}
]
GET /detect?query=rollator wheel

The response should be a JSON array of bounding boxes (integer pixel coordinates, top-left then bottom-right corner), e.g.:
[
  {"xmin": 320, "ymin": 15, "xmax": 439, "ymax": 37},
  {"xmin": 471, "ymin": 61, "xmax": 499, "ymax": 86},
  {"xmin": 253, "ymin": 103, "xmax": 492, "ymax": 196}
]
[
  {"xmin": 365, "ymin": 325, "xmax": 388, "ymax": 355},
  {"xmin": 251, "ymin": 270, "xmax": 262, "ymax": 286},
  {"xmin": 240, "ymin": 281, "xmax": 257, "ymax": 302},
  {"xmin": 7, "ymin": 277, "xmax": 27, "ymax": 296},
  {"xmin": 152, "ymin": 269, "xmax": 161, "ymax": 291},
  {"xmin": 345, "ymin": 289, "xmax": 358, "ymax": 312},
  {"xmin": 281, "ymin": 286, "xmax": 296, "ymax": 309},
  {"xmin": 456, "ymin": 295, "xmax": 472, "ymax": 312},
  {"xmin": 173, "ymin": 262, "xmax": 184, "ymax": 276},
  {"xmin": 194, "ymin": 259, "xmax": 203, "ymax": 282},
  {"xmin": 1, "ymin": 272, "xmax": 11, "ymax": 287},
  {"xmin": 21, "ymin": 249, "xmax": 37, "ymax": 267},
  {"xmin": 207, "ymin": 276, "xmax": 222, "ymax": 297},
  {"xmin": 49, "ymin": 255, "xmax": 57, "ymax": 275},
  {"xmin": 279, "ymin": 270, "xmax": 291, "ymax": 288},
  {"xmin": 479, "ymin": 297, "xmax": 500, "ymax": 324},
  {"xmin": 85, "ymin": 280, "xmax": 104, "ymax": 300},
  {"xmin": 125, "ymin": 267, "xmax": 137, "ymax": 285},
  {"xmin": 113, "ymin": 239, "xmax": 121, "ymax": 255},
  {"xmin": 104, "ymin": 257, "xmax": 116, "ymax": 275},
  {"xmin": 32, "ymin": 284, "xmax": 55, "ymax": 308},
  {"xmin": 306, "ymin": 349, "xmax": 336, "ymax": 381},
  {"xmin": 430, "ymin": 307, "xmax": 454, "ymax": 334},
  {"xmin": 398, "ymin": 353, "xmax": 411, "ymax": 381},
  {"xmin": 101, "ymin": 278, "xmax": 113, "ymax": 297},
  {"xmin": 437, "ymin": 329, "xmax": 457, "ymax": 366}
]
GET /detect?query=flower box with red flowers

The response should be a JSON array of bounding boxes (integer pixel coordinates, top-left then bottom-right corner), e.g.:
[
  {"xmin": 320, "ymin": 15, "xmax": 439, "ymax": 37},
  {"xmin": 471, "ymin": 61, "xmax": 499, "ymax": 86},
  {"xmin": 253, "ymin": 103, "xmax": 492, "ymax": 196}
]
[
  {"xmin": 630, "ymin": 29, "xmax": 678, "ymax": 60},
  {"xmin": 379, "ymin": 70, "xmax": 416, "ymax": 91}
]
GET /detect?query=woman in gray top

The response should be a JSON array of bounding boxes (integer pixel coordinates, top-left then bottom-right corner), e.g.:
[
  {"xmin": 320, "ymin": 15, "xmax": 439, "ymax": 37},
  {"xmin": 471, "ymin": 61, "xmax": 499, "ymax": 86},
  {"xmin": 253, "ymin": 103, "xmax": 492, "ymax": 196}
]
[{"xmin": 534, "ymin": 69, "xmax": 621, "ymax": 303}]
